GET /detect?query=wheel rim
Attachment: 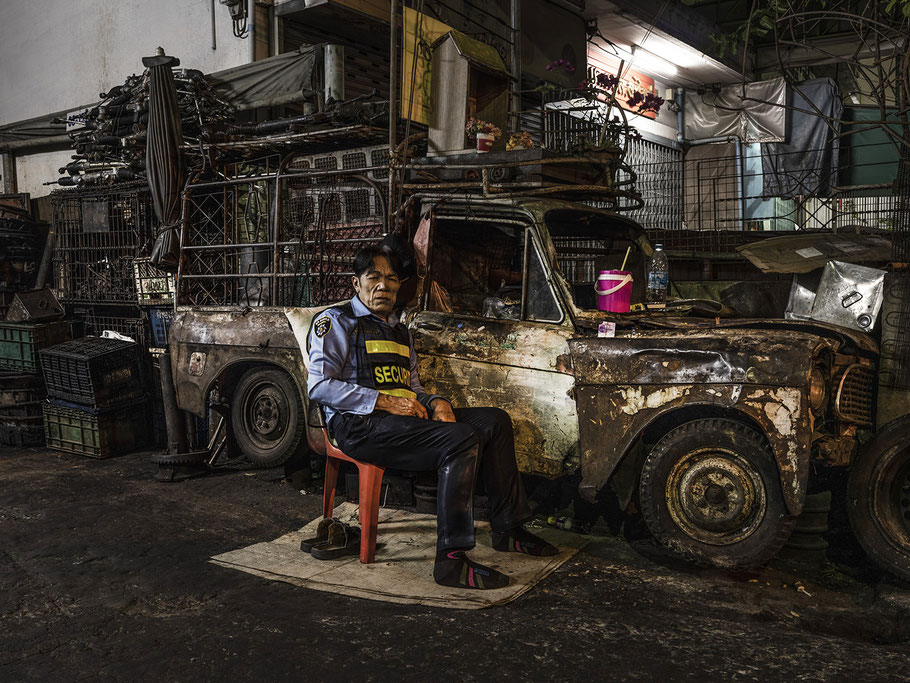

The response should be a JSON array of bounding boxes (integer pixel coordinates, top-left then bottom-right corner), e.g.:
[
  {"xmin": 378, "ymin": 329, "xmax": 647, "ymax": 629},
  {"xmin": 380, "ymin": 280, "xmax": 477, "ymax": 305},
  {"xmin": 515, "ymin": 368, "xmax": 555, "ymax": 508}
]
[
  {"xmin": 241, "ymin": 380, "xmax": 290, "ymax": 452},
  {"xmin": 872, "ymin": 444, "xmax": 910, "ymax": 552},
  {"xmin": 666, "ymin": 448, "xmax": 767, "ymax": 545}
]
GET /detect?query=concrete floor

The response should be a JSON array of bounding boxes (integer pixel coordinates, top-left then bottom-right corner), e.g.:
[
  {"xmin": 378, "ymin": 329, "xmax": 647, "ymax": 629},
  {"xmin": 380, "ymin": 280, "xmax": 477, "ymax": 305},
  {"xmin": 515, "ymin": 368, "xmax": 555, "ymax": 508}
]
[{"xmin": 2, "ymin": 446, "xmax": 909, "ymax": 681}]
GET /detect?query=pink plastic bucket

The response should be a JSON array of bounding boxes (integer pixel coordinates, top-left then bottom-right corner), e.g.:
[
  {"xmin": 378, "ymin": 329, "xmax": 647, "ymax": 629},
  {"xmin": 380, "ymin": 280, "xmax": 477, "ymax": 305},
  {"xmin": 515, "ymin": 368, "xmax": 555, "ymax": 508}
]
[{"xmin": 595, "ymin": 270, "xmax": 633, "ymax": 313}]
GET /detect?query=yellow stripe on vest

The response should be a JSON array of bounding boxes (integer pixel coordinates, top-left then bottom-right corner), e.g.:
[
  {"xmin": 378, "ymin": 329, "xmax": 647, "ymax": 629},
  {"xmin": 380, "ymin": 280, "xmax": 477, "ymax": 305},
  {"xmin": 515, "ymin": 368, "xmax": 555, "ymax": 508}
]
[
  {"xmin": 378, "ymin": 388, "xmax": 417, "ymax": 399},
  {"xmin": 365, "ymin": 340, "xmax": 411, "ymax": 358}
]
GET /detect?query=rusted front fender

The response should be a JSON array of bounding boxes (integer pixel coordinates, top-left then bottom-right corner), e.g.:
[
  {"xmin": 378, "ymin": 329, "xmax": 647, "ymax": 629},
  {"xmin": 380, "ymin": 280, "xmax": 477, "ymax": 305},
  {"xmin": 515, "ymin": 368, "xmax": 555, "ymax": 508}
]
[{"xmin": 569, "ymin": 331, "xmax": 825, "ymax": 516}]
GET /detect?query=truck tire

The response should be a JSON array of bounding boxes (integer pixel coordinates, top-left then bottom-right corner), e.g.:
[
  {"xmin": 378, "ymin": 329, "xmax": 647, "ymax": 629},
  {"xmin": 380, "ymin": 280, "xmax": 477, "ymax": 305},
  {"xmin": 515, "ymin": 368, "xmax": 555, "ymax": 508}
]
[
  {"xmin": 847, "ymin": 416, "xmax": 910, "ymax": 582},
  {"xmin": 231, "ymin": 367, "xmax": 303, "ymax": 468},
  {"xmin": 640, "ymin": 418, "xmax": 795, "ymax": 569}
]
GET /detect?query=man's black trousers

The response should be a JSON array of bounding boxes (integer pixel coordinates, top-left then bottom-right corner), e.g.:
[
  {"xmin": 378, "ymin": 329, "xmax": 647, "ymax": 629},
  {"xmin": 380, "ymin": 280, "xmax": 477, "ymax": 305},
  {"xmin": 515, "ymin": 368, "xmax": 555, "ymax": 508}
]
[{"xmin": 331, "ymin": 407, "xmax": 532, "ymax": 550}]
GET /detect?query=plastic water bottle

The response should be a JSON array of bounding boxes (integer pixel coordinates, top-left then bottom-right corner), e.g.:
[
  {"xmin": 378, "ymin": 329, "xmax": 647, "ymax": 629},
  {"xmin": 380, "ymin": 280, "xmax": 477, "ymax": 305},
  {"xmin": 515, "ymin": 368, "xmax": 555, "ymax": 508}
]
[{"xmin": 646, "ymin": 244, "xmax": 669, "ymax": 308}]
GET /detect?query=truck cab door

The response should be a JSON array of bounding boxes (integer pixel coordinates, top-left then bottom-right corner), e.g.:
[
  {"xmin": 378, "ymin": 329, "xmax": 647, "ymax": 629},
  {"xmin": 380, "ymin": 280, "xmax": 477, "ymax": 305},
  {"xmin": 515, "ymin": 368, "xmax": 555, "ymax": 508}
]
[{"xmin": 408, "ymin": 215, "xmax": 578, "ymax": 478}]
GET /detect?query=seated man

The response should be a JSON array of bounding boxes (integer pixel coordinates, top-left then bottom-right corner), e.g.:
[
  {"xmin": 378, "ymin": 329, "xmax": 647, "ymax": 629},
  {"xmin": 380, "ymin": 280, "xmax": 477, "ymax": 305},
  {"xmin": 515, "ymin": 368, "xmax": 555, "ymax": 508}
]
[{"xmin": 307, "ymin": 245, "xmax": 557, "ymax": 590}]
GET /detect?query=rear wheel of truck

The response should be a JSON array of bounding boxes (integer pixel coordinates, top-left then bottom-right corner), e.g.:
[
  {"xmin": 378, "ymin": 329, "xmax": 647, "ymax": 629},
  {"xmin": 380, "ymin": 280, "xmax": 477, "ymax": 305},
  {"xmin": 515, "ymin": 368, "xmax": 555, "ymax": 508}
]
[
  {"xmin": 231, "ymin": 368, "xmax": 303, "ymax": 468},
  {"xmin": 640, "ymin": 418, "xmax": 794, "ymax": 569},
  {"xmin": 847, "ymin": 416, "xmax": 910, "ymax": 582}
]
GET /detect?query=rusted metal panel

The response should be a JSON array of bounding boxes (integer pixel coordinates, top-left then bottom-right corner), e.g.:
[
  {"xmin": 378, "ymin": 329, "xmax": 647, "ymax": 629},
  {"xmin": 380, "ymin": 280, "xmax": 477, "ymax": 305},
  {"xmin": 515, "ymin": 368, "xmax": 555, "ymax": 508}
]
[{"xmin": 411, "ymin": 310, "xmax": 577, "ymax": 478}]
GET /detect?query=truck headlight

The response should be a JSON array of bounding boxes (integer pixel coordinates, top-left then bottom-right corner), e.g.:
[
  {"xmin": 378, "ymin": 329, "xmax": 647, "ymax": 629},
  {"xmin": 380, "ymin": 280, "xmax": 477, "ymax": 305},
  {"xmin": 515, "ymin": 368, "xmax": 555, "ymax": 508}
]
[{"xmin": 809, "ymin": 366, "xmax": 828, "ymax": 413}]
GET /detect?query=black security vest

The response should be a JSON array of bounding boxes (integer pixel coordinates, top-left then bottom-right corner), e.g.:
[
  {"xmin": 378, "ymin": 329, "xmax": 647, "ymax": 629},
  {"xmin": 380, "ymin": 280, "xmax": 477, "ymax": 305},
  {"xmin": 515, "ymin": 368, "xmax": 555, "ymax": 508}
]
[{"xmin": 335, "ymin": 302, "xmax": 416, "ymax": 400}]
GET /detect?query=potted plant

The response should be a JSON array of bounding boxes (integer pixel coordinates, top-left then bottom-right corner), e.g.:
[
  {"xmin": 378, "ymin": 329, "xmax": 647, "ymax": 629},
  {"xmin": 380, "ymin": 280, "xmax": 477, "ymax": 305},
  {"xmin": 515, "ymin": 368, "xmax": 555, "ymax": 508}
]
[{"xmin": 465, "ymin": 118, "xmax": 502, "ymax": 153}]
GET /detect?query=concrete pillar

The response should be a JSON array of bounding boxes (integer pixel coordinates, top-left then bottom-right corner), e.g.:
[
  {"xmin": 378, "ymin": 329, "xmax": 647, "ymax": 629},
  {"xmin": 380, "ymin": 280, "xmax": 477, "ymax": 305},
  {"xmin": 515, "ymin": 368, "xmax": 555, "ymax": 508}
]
[{"xmin": 1, "ymin": 153, "xmax": 18, "ymax": 194}]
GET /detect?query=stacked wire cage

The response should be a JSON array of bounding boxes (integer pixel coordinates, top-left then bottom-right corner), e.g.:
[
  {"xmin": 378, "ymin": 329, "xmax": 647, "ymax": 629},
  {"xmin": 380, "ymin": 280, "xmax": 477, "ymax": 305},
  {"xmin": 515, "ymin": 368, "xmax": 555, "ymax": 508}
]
[
  {"xmin": 51, "ymin": 182, "xmax": 156, "ymax": 348},
  {"xmin": 177, "ymin": 145, "xmax": 388, "ymax": 309}
]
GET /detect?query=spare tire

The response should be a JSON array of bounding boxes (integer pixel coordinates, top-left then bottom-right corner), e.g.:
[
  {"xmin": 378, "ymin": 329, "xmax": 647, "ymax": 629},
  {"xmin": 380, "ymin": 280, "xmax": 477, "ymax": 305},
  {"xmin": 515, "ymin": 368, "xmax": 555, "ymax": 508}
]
[{"xmin": 847, "ymin": 416, "xmax": 910, "ymax": 582}]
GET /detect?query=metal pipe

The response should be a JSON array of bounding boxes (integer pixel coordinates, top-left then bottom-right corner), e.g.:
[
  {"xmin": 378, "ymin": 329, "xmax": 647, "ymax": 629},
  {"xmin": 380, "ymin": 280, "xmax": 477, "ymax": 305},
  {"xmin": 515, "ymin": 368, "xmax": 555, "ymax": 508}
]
[
  {"xmin": 324, "ymin": 45, "xmax": 345, "ymax": 103},
  {"xmin": 0, "ymin": 134, "xmax": 71, "ymax": 153},
  {"xmin": 510, "ymin": 0, "xmax": 521, "ymax": 134},
  {"xmin": 272, "ymin": 6, "xmax": 280, "ymax": 56},
  {"xmin": 248, "ymin": 0, "xmax": 256, "ymax": 62},
  {"xmin": 160, "ymin": 352, "xmax": 188, "ymax": 455},
  {"xmin": 388, "ymin": 0, "xmax": 399, "ymax": 223},
  {"xmin": 211, "ymin": 0, "xmax": 217, "ymax": 51},
  {"xmin": 676, "ymin": 87, "xmax": 684, "ymax": 145}
]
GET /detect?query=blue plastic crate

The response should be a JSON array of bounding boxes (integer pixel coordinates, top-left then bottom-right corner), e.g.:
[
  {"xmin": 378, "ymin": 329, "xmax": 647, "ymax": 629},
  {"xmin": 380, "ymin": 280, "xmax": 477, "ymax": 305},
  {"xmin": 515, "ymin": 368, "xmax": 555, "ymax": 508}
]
[{"xmin": 148, "ymin": 308, "xmax": 174, "ymax": 347}]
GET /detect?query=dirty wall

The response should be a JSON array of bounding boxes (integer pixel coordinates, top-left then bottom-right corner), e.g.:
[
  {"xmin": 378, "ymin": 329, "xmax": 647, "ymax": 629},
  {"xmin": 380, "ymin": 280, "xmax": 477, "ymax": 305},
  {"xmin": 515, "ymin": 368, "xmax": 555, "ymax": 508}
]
[{"xmin": 0, "ymin": 0, "xmax": 251, "ymax": 198}]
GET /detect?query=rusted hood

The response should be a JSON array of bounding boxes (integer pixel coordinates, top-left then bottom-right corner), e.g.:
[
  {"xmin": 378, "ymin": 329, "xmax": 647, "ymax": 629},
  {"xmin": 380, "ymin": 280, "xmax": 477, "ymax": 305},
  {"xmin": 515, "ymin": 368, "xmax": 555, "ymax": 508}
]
[
  {"xmin": 572, "ymin": 311, "xmax": 878, "ymax": 356},
  {"xmin": 569, "ymin": 329, "xmax": 824, "ymax": 387}
]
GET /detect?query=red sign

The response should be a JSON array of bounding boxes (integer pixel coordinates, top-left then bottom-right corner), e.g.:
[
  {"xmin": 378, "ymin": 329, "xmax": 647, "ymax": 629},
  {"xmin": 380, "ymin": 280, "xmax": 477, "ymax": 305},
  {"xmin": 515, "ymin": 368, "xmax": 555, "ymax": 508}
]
[{"xmin": 587, "ymin": 53, "xmax": 659, "ymax": 120}]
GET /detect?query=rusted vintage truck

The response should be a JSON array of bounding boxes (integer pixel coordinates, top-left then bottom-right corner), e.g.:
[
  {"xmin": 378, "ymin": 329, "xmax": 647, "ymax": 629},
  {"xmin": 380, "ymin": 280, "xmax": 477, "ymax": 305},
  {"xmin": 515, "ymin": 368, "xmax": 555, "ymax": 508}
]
[{"xmin": 169, "ymin": 166, "xmax": 894, "ymax": 572}]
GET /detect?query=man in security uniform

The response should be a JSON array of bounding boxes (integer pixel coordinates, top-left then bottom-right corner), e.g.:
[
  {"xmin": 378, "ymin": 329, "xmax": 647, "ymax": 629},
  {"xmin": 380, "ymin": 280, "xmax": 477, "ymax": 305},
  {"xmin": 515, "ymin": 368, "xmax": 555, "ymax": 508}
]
[{"xmin": 307, "ymin": 245, "xmax": 557, "ymax": 589}]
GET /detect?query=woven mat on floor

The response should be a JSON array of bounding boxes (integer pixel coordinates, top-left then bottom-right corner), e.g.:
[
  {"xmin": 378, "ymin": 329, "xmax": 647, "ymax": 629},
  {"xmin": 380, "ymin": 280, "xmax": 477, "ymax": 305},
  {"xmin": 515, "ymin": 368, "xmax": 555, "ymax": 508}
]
[{"xmin": 210, "ymin": 502, "xmax": 588, "ymax": 609}]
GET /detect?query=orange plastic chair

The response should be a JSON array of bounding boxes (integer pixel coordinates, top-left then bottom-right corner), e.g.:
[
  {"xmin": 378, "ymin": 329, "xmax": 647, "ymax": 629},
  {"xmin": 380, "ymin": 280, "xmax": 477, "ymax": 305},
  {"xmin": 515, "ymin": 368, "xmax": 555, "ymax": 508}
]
[{"xmin": 322, "ymin": 426, "xmax": 386, "ymax": 564}]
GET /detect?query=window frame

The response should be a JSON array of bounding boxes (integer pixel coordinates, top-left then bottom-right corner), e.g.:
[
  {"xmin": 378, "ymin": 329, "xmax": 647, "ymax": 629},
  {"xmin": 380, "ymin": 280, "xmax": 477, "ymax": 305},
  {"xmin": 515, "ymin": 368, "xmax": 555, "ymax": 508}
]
[{"xmin": 427, "ymin": 214, "xmax": 565, "ymax": 325}]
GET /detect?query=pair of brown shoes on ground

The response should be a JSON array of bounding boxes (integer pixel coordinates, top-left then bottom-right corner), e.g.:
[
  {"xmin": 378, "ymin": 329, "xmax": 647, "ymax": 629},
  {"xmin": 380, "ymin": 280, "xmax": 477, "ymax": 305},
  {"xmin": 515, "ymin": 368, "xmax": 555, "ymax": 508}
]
[{"xmin": 299, "ymin": 517, "xmax": 361, "ymax": 560}]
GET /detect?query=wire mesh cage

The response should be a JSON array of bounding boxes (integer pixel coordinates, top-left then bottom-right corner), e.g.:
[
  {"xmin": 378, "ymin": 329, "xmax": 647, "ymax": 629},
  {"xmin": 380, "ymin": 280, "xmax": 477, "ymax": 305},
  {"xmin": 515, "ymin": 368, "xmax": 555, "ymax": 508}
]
[
  {"xmin": 178, "ymin": 148, "xmax": 387, "ymax": 308},
  {"xmin": 51, "ymin": 184, "xmax": 156, "ymax": 304}
]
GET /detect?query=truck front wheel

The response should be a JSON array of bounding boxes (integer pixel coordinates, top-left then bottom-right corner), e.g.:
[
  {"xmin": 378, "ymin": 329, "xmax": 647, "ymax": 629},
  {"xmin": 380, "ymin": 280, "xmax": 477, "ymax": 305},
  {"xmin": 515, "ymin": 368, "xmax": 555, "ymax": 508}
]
[
  {"xmin": 847, "ymin": 416, "xmax": 910, "ymax": 582},
  {"xmin": 640, "ymin": 418, "xmax": 794, "ymax": 569},
  {"xmin": 231, "ymin": 368, "xmax": 304, "ymax": 468}
]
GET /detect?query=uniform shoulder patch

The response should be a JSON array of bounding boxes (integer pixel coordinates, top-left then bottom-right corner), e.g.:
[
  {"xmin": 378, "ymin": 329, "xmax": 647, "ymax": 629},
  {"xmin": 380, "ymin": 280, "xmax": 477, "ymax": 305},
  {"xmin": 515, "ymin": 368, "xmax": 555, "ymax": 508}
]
[{"xmin": 314, "ymin": 316, "xmax": 332, "ymax": 338}]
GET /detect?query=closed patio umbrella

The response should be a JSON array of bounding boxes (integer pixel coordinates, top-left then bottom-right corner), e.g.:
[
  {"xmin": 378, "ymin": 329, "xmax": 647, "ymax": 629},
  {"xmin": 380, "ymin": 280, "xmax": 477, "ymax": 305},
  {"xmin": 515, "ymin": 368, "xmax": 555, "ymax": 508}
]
[{"xmin": 144, "ymin": 48, "xmax": 185, "ymax": 273}]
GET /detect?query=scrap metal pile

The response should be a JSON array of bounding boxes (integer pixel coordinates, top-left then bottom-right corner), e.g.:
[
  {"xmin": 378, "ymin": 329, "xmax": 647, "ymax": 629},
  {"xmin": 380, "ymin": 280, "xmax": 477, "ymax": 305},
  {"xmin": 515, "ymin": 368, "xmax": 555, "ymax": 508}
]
[{"xmin": 51, "ymin": 69, "xmax": 234, "ymax": 187}]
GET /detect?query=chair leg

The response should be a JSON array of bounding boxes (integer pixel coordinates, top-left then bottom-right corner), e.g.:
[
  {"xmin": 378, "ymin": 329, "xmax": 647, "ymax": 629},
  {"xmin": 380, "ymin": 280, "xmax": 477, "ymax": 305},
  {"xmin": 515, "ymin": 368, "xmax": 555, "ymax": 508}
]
[
  {"xmin": 358, "ymin": 465, "xmax": 384, "ymax": 564},
  {"xmin": 323, "ymin": 455, "xmax": 341, "ymax": 519}
]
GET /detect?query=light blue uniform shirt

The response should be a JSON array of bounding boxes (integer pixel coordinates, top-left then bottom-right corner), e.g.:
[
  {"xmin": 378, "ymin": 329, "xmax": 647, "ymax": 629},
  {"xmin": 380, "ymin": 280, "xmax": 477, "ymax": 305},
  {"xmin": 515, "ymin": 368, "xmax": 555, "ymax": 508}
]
[{"xmin": 307, "ymin": 296, "xmax": 445, "ymax": 426}]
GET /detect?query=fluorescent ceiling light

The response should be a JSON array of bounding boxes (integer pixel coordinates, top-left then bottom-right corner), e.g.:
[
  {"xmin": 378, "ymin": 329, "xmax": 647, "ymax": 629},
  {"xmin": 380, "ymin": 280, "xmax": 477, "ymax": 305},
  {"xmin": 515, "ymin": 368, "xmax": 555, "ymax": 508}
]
[{"xmin": 631, "ymin": 45, "xmax": 677, "ymax": 76}]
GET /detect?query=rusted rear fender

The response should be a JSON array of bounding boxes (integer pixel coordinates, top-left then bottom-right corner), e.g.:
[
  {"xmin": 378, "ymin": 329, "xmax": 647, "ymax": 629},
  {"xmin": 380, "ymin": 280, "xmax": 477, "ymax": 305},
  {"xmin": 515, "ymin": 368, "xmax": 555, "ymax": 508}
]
[{"xmin": 169, "ymin": 308, "xmax": 308, "ymax": 415}]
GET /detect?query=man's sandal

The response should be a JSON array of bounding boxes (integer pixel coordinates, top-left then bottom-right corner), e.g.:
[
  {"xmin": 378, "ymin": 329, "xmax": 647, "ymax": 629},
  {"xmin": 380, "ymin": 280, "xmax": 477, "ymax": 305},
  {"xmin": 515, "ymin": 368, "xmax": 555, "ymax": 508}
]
[
  {"xmin": 299, "ymin": 518, "xmax": 337, "ymax": 553},
  {"xmin": 310, "ymin": 522, "xmax": 362, "ymax": 560}
]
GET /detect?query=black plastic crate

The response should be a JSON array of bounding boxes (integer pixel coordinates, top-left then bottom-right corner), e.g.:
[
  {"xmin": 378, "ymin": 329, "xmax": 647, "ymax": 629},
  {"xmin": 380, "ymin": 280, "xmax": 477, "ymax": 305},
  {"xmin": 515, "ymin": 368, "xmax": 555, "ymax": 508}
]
[
  {"xmin": 40, "ymin": 336, "xmax": 143, "ymax": 408},
  {"xmin": 0, "ymin": 415, "xmax": 45, "ymax": 447},
  {"xmin": 43, "ymin": 398, "xmax": 147, "ymax": 458}
]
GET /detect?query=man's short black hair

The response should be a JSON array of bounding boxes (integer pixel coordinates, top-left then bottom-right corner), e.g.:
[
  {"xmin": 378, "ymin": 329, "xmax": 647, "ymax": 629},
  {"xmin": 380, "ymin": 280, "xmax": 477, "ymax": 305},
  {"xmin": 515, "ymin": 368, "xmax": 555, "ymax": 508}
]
[{"xmin": 352, "ymin": 244, "xmax": 403, "ymax": 279}]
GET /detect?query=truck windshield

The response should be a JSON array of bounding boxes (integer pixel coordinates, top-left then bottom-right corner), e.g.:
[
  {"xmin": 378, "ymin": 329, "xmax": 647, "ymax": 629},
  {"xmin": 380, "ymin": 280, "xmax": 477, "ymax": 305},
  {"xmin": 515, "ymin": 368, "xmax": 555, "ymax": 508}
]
[{"xmin": 544, "ymin": 209, "xmax": 647, "ymax": 310}]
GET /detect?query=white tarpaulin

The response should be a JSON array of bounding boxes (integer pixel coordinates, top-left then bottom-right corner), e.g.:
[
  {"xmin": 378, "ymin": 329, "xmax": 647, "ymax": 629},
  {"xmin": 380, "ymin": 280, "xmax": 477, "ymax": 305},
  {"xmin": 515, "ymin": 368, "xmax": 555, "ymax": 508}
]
[{"xmin": 684, "ymin": 77, "xmax": 787, "ymax": 143}]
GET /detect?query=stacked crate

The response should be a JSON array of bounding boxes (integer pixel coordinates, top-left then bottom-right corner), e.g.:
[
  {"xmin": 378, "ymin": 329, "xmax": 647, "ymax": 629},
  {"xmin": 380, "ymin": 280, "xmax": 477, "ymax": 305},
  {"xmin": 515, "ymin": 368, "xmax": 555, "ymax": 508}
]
[
  {"xmin": 0, "ymin": 319, "xmax": 72, "ymax": 448},
  {"xmin": 51, "ymin": 184, "xmax": 166, "ymax": 446},
  {"xmin": 133, "ymin": 256, "xmax": 176, "ymax": 446},
  {"xmin": 39, "ymin": 337, "xmax": 147, "ymax": 458}
]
